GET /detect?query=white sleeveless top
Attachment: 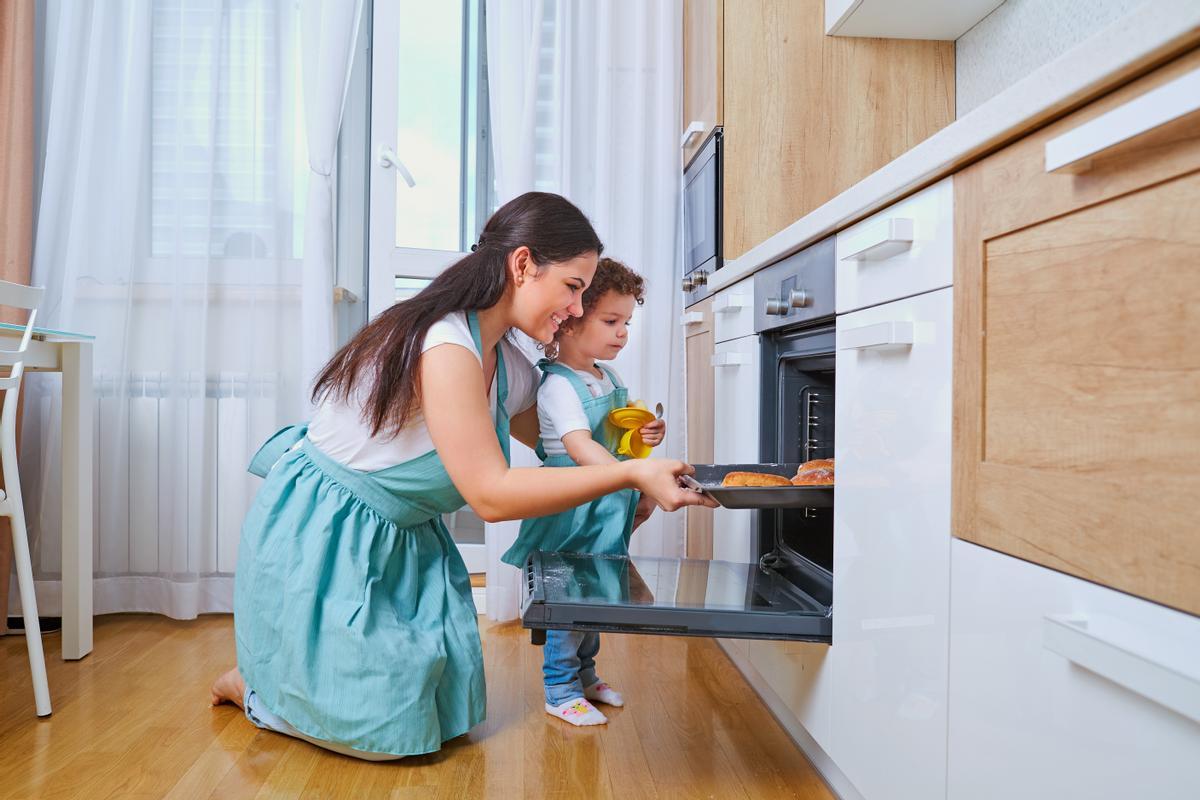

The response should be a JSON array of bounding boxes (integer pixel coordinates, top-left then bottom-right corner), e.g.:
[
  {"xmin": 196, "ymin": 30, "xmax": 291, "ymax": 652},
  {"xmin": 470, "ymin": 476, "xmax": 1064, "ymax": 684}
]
[{"xmin": 307, "ymin": 312, "xmax": 539, "ymax": 471}]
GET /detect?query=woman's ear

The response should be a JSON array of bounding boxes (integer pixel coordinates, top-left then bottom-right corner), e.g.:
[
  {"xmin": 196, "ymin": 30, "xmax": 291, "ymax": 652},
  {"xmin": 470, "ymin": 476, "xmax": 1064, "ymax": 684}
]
[{"xmin": 507, "ymin": 246, "xmax": 533, "ymax": 287}]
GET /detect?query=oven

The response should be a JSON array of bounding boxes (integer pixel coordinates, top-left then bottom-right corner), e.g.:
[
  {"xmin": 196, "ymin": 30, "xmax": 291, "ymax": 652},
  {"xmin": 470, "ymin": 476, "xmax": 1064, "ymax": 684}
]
[
  {"xmin": 753, "ymin": 237, "xmax": 837, "ymax": 622},
  {"xmin": 519, "ymin": 237, "xmax": 838, "ymax": 645},
  {"xmin": 681, "ymin": 127, "xmax": 722, "ymax": 306}
]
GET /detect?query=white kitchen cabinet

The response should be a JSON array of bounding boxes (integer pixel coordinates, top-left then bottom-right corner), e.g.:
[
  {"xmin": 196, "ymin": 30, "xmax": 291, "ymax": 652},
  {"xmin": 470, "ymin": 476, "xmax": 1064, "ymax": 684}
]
[
  {"xmin": 710, "ymin": 334, "xmax": 759, "ymax": 566},
  {"xmin": 712, "ymin": 279, "xmax": 755, "ymax": 344},
  {"xmin": 711, "ymin": 333, "xmax": 758, "ymax": 658},
  {"xmin": 948, "ymin": 540, "xmax": 1200, "ymax": 800},
  {"xmin": 835, "ymin": 177, "xmax": 952, "ymax": 315},
  {"xmin": 831, "ymin": 286, "xmax": 953, "ymax": 800}
]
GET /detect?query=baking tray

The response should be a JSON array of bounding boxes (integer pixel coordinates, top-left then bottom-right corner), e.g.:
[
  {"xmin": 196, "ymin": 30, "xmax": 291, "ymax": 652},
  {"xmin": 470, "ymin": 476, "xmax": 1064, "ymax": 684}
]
[{"xmin": 682, "ymin": 463, "xmax": 833, "ymax": 510}]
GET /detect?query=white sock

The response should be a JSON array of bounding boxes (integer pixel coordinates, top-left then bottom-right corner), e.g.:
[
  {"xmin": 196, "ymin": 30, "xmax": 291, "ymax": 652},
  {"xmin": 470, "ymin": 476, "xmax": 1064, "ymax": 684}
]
[
  {"xmin": 583, "ymin": 680, "xmax": 625, "ymax": 708},
  {"xmin": 545, "ymin": 697, "xmax": 608, "ymax": 726}
]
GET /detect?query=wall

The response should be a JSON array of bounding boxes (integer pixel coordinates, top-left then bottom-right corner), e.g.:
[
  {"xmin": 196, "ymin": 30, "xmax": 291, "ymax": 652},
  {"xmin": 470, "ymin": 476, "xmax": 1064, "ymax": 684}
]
[{"xmin": 955, "ymin": 0, "xmax": 1143, "ymax": 115}]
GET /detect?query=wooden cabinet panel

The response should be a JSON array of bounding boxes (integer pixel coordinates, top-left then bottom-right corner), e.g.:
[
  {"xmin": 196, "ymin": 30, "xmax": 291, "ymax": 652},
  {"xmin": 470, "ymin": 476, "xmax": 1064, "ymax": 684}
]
[
  {"xmin": 685, "ymin": 298, "xmax": 714, "ymax": 559},
  {"xmin": 682, "ymin": 0, "xmax": 723, "ymax": 167},
  {"xmin": 722, "ymin": 0, "xmax": 953, "ymax": 261},
  {"xmin": 954, "ymin": 48, "xmax": 1200, "ymax": 616}
]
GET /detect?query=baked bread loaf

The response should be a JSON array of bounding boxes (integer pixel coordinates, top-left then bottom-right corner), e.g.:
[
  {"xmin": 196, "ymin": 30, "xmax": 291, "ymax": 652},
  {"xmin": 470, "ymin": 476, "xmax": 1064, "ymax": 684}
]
[
  {"xmin": 791, "ymin": 458, "xmax": 835, "ymax": 486},
  {"xmin": 721, "ymin": 471, "xmax": 793, "ymax": 487}
]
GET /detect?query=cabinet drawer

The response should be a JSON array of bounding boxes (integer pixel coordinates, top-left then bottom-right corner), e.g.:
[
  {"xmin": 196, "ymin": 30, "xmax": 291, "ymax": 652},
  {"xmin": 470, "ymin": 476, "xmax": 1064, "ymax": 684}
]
[
  {"xmin": 954, "ymin": 47, "xmax": 1200, "ymax": 616},
  {"xmin": 971, "ymin": 48, "xmax": 1200, "ymax": 236},
  {"xmin": 712, "ymin": 279, "xmax": 755, "ymax": 343},
  {"xmin": 835, "ymin": 177, "xmax": 952, "ymax": 313},
  {"xmin": 948, "ymin": 540, "xmax": 1200, "ymax": 800}
]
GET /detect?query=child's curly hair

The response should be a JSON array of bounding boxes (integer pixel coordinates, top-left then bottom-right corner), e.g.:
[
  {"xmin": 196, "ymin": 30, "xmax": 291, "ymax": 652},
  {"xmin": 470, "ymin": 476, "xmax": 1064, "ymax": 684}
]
[{"xmin": 545, "ymin": 257, "xmax": 645, "ymax": 360}]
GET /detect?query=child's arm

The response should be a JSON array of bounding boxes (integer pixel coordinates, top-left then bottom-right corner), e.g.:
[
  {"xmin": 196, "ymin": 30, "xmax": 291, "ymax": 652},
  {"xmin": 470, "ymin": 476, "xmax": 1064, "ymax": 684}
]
[{"xmin": 562, "ymin": 429, "xmax": 618, "ymax": 466}]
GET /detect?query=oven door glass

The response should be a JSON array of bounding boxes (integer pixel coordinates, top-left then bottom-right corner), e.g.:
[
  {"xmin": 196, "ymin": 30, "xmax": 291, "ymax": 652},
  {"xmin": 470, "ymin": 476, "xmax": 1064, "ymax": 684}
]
[{"xmin": 521, "ymin": 551, "xmax": 831, "ymax": 642}]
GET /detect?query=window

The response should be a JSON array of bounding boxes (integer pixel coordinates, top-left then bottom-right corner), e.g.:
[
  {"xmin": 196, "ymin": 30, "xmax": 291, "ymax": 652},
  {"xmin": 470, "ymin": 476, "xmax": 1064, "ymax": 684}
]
[
  {"xmin": 391, "ymin": 0, "xmax": 493, "ymax": 252},
  {"xmin": 150, "ymin": 0, "xmax": 308, "ymax": 260}
]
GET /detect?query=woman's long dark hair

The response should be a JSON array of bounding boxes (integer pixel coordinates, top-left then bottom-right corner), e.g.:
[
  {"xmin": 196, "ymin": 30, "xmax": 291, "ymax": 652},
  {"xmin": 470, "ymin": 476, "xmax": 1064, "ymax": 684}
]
[{"xmin": 312, "ymin": 192, "xmax": 603, "ymax": 436}]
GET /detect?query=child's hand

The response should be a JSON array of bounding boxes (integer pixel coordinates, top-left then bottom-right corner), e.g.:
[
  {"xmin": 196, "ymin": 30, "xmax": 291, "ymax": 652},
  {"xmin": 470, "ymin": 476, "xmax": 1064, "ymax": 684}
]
[{"xmin": 638, "ymin": 419, "xmax": 665, "ymax": 448}]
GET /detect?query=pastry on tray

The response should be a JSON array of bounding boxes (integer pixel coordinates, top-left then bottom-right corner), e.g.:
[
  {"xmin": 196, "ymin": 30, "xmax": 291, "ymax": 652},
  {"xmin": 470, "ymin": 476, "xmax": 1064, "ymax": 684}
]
[
  {"xmin": 721, "ymin": 471, "xmax": 793, "ymax": 488},
  {"xmin": 791, "ymin": 458, "xmax": 835, "ymax": 486}
]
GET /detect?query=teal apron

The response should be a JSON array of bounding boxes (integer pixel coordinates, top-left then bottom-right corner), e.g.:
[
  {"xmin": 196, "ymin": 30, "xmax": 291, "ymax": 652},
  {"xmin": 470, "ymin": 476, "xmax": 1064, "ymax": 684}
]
[
  {"xmin": 234, "ymin": 311, "xmax": 509, "ymax": 757},
  {"xmin": 501, "ymin": 360, "xmax": 640, "ymax": 569}
]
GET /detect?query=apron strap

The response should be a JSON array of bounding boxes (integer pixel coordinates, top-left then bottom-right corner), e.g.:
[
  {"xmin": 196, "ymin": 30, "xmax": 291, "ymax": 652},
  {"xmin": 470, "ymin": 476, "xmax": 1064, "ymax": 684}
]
[
  {"xmin": 597, "ymin": 364, "xmax": 624, "ymax": 390},
  {"xmin": 468, "ymin": 310, "xmax": 511, "ymax": 462},
  {"xmin": 247, "ymin": 423, "xmax": 309, "ymax": 477},
  {"xmin": 537, "ymin": 359, "xmax": 597, "ymax": 405}
]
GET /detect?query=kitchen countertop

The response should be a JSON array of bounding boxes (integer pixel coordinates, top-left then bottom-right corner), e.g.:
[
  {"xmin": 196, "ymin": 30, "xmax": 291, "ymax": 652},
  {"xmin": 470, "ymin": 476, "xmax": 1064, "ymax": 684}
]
[{"xmin": 708, "ymin": 0, "xmax": 1200, "ymax": 294}]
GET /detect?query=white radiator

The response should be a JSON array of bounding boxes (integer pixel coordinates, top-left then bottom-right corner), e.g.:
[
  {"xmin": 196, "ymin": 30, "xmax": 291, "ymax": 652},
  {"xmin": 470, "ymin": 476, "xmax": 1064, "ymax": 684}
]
[{"xmin": 90, "ymin": 371, "xmax": 282, "ymax": 577}]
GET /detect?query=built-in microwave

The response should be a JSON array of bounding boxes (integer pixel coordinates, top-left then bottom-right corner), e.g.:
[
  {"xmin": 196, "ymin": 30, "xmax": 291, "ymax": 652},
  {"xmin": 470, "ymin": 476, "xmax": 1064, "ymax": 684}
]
[{"xmin": 682, "ymin": 127, "xmax": 722, "ymax": 306}]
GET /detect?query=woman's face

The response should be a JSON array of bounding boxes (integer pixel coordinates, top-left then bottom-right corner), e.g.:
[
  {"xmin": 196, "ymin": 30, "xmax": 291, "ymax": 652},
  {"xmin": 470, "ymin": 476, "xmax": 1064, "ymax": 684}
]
[{"xmin": 509, "ymin": 249, "xmax": 598, "ymax": 343}]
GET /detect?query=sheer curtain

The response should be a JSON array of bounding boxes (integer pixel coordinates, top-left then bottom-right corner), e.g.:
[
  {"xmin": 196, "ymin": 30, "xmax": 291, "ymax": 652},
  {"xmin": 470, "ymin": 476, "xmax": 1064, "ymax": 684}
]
[
  {"xmin": 484, "ymin": 0, "xmax": 684, "ymax": 620},
  {"xmin": 15, "ymin": 0, "xmax": 359, "ymax": 620}
]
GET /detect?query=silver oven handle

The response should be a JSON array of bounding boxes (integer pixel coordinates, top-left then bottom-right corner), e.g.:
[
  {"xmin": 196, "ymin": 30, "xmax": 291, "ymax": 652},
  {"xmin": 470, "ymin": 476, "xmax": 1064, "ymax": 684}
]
[
  {"xmin": 1045, "ymin": 66, "xmax": 1200, "ymax": 173},
  {"xmin": 839, "ymin": 321, "xmax": 914, "ymax": 351}
]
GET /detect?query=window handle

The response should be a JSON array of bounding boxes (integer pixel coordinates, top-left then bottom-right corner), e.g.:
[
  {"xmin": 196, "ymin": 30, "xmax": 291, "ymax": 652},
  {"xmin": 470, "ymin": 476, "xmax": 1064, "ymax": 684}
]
[{"xmin": 378, "ymin": 145, "xmax": 416, "ymax": 188}]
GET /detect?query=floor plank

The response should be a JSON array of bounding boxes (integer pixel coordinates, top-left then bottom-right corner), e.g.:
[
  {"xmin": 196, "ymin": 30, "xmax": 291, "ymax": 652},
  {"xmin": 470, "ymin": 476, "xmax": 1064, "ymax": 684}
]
[{"xmin": 1, "ymin": 615, "xmax": 834, "ymax": 799}]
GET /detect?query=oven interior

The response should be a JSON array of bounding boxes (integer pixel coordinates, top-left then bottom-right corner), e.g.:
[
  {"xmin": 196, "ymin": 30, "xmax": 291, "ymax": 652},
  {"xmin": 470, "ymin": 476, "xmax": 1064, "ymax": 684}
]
[{"xmin": 758, "ymin": 322, "xmax": 835, "ymax": 608}]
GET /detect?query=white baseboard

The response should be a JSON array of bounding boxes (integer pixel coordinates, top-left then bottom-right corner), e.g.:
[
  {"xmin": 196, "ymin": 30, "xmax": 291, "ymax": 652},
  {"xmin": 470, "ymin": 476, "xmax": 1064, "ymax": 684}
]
[
  {"xmin": 716, "ymin": 640, "xmax": 864, "ymax": 800},
  {"xmin": 472, "ymin": 586, "xmax": 487, "ymax": 615}
]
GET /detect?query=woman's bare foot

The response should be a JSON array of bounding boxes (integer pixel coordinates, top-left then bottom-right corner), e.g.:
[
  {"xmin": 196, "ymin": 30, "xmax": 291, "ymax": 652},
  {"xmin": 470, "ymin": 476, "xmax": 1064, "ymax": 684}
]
[{"xmin": 210, "ymin": 667, "xmax": 246, "ymax": 708}]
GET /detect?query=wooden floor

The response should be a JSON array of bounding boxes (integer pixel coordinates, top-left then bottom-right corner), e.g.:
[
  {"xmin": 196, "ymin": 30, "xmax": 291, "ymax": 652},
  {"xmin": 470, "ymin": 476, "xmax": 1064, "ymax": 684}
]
[{"xmin": 1, "ymin": 615, "xmax": 833, "ymax": 799}]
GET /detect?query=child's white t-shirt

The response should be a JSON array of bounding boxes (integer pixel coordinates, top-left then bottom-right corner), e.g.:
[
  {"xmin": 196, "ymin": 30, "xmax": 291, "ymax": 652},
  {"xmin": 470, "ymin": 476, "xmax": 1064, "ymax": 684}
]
[
  {"xmin": 537, "ymin": 363, "xmax": 623, "ymax": 458},
  {"xmin": 307, "ymin": 311, "xmax": 538, "ymax": 471}
]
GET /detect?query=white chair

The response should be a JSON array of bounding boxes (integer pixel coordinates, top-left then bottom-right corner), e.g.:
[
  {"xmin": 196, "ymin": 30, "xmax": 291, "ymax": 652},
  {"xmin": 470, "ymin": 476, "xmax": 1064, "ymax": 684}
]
[{"xmin": 0, "ymin": 279, "xmax": 50, "ymax": 716}]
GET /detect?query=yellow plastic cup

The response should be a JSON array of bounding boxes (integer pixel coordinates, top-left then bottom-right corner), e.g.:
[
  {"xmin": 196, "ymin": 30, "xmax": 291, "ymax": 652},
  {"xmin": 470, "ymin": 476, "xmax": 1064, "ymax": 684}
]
[
  {"xmin": 618, "ymin": 429, "xmax": 653, "ymax": 459},
  {"xmin": 608, "ymin": 405, "xmax": 657, "ymax": 459}
]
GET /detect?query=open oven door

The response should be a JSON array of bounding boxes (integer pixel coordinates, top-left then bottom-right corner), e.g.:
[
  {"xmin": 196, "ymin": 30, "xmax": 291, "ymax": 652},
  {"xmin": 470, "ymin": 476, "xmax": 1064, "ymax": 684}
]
[{"xmin": 520, "ymin": 550, "xmax": 832, "ymax": 644}]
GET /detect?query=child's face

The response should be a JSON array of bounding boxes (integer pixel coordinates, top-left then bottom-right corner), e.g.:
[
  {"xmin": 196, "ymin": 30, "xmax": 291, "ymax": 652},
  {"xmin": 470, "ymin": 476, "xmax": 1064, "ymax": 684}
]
[
  {"xmin": 511, "ymin": 250, "xmax": 597, "ymax": 344},
  {"xmin": 567, "ymin": 290, "xmax": 637, "ymax": 361}
]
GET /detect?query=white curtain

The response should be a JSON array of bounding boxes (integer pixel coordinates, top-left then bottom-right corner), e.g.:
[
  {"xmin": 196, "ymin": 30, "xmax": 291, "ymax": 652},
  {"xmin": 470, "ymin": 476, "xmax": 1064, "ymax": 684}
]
[
  {"xmin": 14, "ymin": 0, "xmax": 360, "ymax": 620},
  {"xmin": 484, "ymin": 0, "xmax": 685, "ymax": 620}
]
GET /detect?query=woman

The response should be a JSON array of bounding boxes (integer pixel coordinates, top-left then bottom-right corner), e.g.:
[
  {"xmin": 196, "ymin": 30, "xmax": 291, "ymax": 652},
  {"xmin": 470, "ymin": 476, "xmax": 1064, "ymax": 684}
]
[{"xmin": 210, "ymin": 192, "xmax": 715, "ymax": 760}]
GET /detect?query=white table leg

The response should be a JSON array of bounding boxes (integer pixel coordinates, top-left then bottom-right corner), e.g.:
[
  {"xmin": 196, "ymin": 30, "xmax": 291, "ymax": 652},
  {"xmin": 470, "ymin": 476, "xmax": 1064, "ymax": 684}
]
[{"xmin": 60, "ymin": 341, "xmax": 93, "ymax": 660}]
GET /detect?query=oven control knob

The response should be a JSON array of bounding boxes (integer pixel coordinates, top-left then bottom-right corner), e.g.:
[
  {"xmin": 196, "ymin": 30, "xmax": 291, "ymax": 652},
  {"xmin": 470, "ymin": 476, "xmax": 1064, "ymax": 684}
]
[
  {"xmin": 765, "ymin": 297, "xmax": 788, "ymax": 316},
  {"xmin": 692, "ymin": 270, "xmax": 709, "ymax": 287},
  {"xmin": 788, "ymin": 289, "xmax": 810, "ymax": 309},
  {"xmin": 682, "ymin": 275, "xmax": 695, "ymax": 292}
]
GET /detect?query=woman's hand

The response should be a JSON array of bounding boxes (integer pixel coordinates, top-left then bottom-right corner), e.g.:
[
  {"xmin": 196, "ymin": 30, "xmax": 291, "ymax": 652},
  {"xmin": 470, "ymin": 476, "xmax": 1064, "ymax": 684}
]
[
  {"xmin": 638, "ymin": 419, "xmax": 665, "ymax": 448},
  {"xmin": 626, "ymin": 459, "xmax": 718, "ymax": 512}
]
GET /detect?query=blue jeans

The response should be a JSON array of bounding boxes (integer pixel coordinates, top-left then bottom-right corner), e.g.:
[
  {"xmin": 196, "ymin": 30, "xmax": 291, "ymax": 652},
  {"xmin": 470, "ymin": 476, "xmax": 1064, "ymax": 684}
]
[{"xmin": 542, "ymin": 629, "xmax": 601, "ymax": 706}]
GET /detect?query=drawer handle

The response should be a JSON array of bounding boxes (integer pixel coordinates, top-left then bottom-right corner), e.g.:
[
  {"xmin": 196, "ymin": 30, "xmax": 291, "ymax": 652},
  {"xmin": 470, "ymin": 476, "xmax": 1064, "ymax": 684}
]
[
  {"xmin": 1043, "ymin": 614, "xmax": 1200, "ymax": 725},
  {"xmin": 680, "ymin": 120, "xmax": 706, "ymax": 149},
  {"xmin": 679, "ymin": 311, "xmax": 704, "ymax": 327},
  {"xmin": 840, "ymin": 217, "xmax": 914, "ymax": 262},
  {"xmin": 1044, "ymin": 66, "xmax": 1200, "ymax": 174},
  {"xmin": 712, "ymin": 293, "xmax": 749, "ymax": 314},
  {"xmin": 711, "ymin": 352, "xmax": 750, "ymax": 367},
  {"xmin": 839, "ymin": 321, "xmax": 913, "ymax": 351}
]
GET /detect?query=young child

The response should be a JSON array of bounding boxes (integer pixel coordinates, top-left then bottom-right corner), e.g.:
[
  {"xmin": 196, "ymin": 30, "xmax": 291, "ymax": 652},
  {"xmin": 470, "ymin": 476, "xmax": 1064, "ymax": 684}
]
[{"xmin": 501, "ymin": 257, "xmax": 664, "ymax": 727}]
